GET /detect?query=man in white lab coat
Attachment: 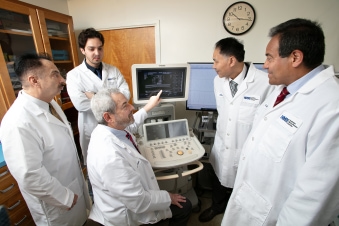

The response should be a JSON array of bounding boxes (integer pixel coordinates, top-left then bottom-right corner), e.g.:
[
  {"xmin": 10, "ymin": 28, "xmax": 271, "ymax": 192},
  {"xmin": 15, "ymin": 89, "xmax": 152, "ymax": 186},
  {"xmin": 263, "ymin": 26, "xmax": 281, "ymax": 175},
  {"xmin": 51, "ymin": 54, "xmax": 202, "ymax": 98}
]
[
  {"xmin": 199, "ymin": 37, "xmax": 273, "ymax": 222},
  {"xmin": 222, "ymin": 18, "xmax": 339, "ymax": 226},
  {"xmin": 0, "ymin": 53, "xmax": 91, "ymax": 225},
  {"xmin": 66, "ymin": 28, "xmax": 130, "ymax": 166},
  {"xmin": 86, "ymin": 88, "xmax": 192, "ymax": 226}
]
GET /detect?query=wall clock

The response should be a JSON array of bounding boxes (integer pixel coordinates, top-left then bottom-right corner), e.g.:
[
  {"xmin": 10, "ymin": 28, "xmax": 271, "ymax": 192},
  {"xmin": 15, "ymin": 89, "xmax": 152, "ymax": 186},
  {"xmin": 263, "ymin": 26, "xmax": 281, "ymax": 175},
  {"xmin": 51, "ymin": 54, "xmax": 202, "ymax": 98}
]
[{"xmin": 223, "ymin": 1, "xmax": 256, "ymax": 35}]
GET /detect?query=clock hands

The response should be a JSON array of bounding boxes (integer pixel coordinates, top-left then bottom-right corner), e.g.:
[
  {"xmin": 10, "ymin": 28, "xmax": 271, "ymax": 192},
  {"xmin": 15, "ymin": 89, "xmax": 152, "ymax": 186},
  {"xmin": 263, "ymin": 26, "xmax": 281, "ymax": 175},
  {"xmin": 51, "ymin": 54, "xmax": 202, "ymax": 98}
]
[
  {"xmin": 232, "ymin": 13, "xmax": 253, "ymax": 21},
  {"xmin": 232, "ymin": 13, "xmax": 241, "ymax": 20}
]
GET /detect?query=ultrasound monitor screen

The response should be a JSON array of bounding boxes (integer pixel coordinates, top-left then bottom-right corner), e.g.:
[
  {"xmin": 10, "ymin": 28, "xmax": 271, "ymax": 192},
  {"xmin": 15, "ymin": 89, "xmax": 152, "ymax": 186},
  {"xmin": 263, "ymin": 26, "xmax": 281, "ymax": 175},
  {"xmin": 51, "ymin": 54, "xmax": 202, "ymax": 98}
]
[
  {"xmin": 144, "ymin": 120, "xmax": 188, "ymax": 142},
  {"xmin": 132, "ymin": 64, "xmax": 190, "ymax": 105}
]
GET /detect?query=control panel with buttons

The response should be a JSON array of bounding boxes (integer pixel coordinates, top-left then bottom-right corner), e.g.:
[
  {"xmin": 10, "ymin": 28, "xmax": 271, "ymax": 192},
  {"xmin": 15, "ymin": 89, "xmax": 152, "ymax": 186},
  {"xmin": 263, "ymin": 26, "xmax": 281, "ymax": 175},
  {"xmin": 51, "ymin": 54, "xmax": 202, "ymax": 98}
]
[{"xmin": 137, "ymin": 119, "xmax": 205, "ymax": 168}]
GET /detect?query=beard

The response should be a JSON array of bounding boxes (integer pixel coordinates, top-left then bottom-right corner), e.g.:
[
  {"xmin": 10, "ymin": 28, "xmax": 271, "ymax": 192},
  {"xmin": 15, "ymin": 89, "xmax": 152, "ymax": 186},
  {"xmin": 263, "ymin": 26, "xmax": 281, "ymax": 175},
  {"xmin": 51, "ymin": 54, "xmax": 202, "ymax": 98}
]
[{"xmin": 116, "ymin": 114, "xmax": 135, "ymax": 128}]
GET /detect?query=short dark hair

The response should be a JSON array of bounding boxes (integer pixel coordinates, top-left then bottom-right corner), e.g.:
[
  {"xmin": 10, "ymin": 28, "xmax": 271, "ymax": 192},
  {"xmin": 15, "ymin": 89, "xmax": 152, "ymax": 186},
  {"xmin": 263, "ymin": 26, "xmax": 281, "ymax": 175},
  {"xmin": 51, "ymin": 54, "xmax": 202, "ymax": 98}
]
[
  {"xmin": 269, "ymin": 18, "xmax": 325, "ymax": 69},
  {"xmin": 78, "ymin": 28, "xmax": 105, "ymax": 49},
  {"xmin": 14, "ymin": 53, "xmax": 51, "ymax": 79},
  {"xmin": 215, "ymin": 37, "xmax": 245, "ymax": 62}
]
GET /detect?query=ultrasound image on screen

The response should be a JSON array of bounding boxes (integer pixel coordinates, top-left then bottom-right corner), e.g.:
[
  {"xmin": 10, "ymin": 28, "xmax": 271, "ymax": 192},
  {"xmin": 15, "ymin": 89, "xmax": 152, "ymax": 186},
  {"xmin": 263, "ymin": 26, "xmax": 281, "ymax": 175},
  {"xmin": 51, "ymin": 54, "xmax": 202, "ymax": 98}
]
[
  {"xmin": 136, "ymin": 68, "xmax": 186, "ymax": 100},
  {"xmin": 145, "ymin": 121, "xmax": 188, "ymax": 141}
]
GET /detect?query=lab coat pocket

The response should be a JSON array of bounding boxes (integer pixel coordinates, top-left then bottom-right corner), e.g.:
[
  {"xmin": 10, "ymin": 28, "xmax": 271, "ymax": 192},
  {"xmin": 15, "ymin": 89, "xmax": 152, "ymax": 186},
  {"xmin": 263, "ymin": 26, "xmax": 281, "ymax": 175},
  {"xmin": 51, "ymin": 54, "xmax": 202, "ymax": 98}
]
[
  {"xmin": 234, "ymin": 182, "xmax": 271, "ymax": 226},
  {"xmin": 238, "ymin": 103, "xmax": 258, "ymax": 124},
  {"xmin": 258, "ymin": 112, "xmax": 301, "ymax": 162}
]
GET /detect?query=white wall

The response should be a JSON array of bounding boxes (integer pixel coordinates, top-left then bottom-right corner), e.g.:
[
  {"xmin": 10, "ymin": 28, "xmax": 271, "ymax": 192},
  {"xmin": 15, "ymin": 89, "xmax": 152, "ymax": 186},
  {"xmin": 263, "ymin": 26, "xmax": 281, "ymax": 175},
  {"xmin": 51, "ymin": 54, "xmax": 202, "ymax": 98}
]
[
  {"xmin": 20, "ymin": 0, "xmax": 69, "ymax": 14},
  {"xmin": 20, "ymin": 0, "xmax": 339, "ymax": 125}
]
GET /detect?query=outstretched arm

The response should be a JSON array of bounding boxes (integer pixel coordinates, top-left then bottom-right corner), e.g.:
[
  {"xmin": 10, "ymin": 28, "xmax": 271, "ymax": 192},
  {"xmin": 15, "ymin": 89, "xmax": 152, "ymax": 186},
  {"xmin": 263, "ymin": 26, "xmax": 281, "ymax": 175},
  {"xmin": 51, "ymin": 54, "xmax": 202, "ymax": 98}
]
[{"xmin": 143, "ymin": 90, "xmax": 162, "ymax": 112}]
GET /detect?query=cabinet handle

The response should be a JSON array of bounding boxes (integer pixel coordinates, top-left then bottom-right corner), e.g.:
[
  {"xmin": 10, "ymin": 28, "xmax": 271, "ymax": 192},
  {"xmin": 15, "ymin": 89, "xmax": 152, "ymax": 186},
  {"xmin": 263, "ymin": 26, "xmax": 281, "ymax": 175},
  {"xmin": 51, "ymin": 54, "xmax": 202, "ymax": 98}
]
[
  {"xmin": 0, "ymin": 183, "xmax": 14, "ymax": 193},
  {"xmin": 8, "ymin": 200, "xmax": 21, "ymax": 210},
  {"xmin": 14, "ymin": 215, "xmax": 27, "ymax": 226},
  {"xmin": 0, "ymin": 170, "xmax": 9, "ymax": 178}
]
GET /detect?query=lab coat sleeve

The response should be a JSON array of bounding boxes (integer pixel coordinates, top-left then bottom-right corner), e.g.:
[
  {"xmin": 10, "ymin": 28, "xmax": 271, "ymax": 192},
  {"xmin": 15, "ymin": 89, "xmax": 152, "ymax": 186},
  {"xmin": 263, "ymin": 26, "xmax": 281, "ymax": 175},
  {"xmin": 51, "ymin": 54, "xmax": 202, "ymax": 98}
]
[
  {"xmin": 101, "ymin": 154, "xmax": 171, "ymax": 213},
  {"xmin": 4, "ymin": 125, "xmax": 74, "ymax": 209},
  {"xmin": 277, "ymin": 104, "xmax": 339, "ymax": 226},
  {"xmin": 66, "ymin": 70, "xmax": 92, "ymax": 112}
]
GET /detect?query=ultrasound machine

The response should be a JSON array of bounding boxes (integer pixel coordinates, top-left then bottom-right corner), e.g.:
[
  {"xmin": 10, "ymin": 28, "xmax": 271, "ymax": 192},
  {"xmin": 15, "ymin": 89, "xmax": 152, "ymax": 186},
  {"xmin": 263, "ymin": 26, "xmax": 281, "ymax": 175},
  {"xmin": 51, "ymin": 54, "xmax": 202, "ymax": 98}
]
[{"xmin": 131, "ymin": 63, "xmax": 205, "ymax": 209}]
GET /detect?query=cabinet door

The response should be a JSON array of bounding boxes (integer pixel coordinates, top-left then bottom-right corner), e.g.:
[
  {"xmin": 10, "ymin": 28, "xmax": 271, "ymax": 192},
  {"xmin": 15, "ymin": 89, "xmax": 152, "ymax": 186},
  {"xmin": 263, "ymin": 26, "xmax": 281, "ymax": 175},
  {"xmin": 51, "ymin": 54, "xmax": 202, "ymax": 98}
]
[
  {"xmin": 36, "ymin": 9, "xmax": 79, "ymax": 110},
  {"xmin": 0, "ymin": 0, "xmax": 45, "ymax": 114}
]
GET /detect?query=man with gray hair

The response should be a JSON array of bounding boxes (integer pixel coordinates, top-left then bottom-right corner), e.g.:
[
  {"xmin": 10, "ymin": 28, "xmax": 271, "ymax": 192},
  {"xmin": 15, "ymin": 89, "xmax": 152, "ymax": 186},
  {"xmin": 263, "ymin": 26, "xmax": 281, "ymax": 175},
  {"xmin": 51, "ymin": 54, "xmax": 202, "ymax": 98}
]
[{"xmin": 86, "ymin": 88, "xmax": 192, "ymax": 226}]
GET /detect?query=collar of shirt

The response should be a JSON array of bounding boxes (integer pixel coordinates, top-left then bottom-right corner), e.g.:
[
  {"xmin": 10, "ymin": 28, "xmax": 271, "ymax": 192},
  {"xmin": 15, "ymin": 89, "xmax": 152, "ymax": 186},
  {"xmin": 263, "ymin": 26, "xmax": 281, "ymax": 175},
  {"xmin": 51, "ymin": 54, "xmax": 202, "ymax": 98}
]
[
  {"xmin": 84, "ymin": 60, "xmax": 102, "ymax": 74},
  {"xmin": 287, "ymin": 65, "xmax": 325, "ymax": 97},
  {"xmin": 20, "ymin": 90, "xmax": 50, "ymax": 112},
  {"xmin": 103, "ymin": 126, "xmax": 135, "ymax": 149},
  {"xmin": 228, "ymin": 64, "xmax": 247, "ymax": 85}
]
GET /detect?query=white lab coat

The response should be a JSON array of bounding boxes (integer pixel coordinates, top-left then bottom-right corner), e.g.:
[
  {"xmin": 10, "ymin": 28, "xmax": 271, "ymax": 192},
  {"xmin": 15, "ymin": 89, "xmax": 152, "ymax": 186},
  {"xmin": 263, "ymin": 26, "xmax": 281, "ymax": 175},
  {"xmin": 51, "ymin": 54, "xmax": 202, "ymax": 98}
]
[
  {"xmin": 222, "ymin": 66, "xmax": 339, "ymax": 226},
  {"xmin": 0, "ymin": 91, "xmax": 91, "ymax": 226},
  {"xmin": 66, "ymin": 60, "xmax": 130, "ymax": 164},
  {"xmin": 209, "ymin": 63, "xmax": 273, "ymax": 188},
  {"xmin": 87, "ymin": 109, "xmax": 172, "ymax": 226}
]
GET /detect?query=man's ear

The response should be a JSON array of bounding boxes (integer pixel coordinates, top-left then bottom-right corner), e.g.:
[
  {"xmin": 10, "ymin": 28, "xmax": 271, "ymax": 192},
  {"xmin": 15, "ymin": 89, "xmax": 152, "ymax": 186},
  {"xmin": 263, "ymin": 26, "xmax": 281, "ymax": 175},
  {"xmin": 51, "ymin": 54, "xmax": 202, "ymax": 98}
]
[
  {"xmin": 290, "ymin": 50, "xmax": 303, "ymax": 67},
  {"xmin": 229, "ymin": 56, "xmax": 236, "ymax": 67},
  {"xmin": 80, "ymin": 48, "xmax": 85, "ymax": 55},
  {"xmin": 103, "ymin": 112, "xmax": 113, "ymax": 124},
  {"xmin": 27, "ymin": 74, "xmax": 39, "ymax": 86}
]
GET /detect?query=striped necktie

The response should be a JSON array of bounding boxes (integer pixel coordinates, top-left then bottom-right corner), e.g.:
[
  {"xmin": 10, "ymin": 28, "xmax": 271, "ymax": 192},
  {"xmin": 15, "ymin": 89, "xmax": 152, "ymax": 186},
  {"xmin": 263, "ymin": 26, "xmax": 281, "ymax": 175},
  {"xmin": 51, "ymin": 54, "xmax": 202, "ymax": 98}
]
[
  {"xmin": 229, "ymin": 80, "xmax": 238, "ymax": 97},
  {"xmin": 273, "ymin": 87, "xmax": 289, "ymax": 107},
  {"xmin": 49, "ymin": 103, "xmax": 64, "ymax": 123},
  {"xmin": 125, "ymin": 130, "xmax": 140, "ymax": 154}
]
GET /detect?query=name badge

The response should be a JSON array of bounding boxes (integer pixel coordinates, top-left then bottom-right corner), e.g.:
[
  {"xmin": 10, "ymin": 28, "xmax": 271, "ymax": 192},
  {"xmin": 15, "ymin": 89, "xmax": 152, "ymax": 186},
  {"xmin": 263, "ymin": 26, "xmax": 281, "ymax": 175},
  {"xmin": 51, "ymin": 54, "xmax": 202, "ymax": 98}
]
[
  {"xmin": 277, "ymin": 111, "xmax": 302, "ymax": 133},
  {"xmin": 242, "ymin": 95, "xmax": 260, "ymax": 104}
]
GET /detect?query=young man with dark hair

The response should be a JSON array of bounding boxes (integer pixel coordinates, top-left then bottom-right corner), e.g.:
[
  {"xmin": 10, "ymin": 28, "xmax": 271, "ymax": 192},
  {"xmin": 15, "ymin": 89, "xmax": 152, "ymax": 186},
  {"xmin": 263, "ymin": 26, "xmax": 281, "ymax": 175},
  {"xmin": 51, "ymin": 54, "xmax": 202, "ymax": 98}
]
[{"xmin": 67, "ymin": 27, "xmax": 130, "ymax": 174}]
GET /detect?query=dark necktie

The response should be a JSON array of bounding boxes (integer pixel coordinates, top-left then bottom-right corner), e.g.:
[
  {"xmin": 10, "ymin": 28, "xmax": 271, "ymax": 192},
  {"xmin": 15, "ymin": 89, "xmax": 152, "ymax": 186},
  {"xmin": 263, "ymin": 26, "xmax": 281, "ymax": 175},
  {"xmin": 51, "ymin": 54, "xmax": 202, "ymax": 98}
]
[
  {"xmin": 229, "ymin": 80, "xmax": 238, "ymax": 97},
  {"xmin": 125, "ymin": 131, "xmax": 140, "ymax": 154},
  {"xmin": 95, "ymin": 68, "xmax": 102, "ymax": 80},
  {"xmin": 273, "ymin": 87, "xmax": 289, "ymax": 107},
  {"xmin": 49, "ymin": 103, "xmax": 64, "ymax": 123}
]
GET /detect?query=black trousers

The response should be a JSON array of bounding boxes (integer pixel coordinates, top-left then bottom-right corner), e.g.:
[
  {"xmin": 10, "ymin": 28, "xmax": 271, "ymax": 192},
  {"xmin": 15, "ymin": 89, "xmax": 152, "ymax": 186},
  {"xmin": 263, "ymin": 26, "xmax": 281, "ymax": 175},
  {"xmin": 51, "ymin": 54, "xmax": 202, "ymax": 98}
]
[
  {"xmin": 209, "ymin": 166, "xmax": 233, "ymax": 213},
  {"xmin": 153, "ymin": 198, "xmax": 192, "ymax": 226}
]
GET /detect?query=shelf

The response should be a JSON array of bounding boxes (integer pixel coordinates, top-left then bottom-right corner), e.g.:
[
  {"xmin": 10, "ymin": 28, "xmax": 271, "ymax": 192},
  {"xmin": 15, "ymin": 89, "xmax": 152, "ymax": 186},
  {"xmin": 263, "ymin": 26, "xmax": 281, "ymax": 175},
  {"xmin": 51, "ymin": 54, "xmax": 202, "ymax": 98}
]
[
  {"xmin": 48, "ymin": 35, "xmax": 69, "ymax": 41},
  {"xmin": 62, "ymin": 101, "xmax": 73, "ymax": 110},
  {"xmin": 0, "ymin": 29, "xmax": 33, "ymax": 37}
]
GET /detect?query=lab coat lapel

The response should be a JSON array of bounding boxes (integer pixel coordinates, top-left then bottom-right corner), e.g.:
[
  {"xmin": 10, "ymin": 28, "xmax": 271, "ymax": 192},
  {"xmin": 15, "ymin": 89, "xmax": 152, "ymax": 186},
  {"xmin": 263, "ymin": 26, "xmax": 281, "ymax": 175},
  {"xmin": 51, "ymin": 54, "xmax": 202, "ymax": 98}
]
[
  {"xmin": 101, "ymin": 63, "xmax": 108, "ymax": 81},
  {"xmin": 267, "ymin": 66, "xmax": 334, "ymax": 111},
  {"xmin": 79, "ymin": 60, "xmax": 104, "ymax": 87},
  {"xmin": 111, "ymin": 132, "xmax": 148, "ymax": 161},
  {"xmin": 232, "ymin": 69, "xmax": 254, "ymax": 99},
  {"xmin": 48, "ymin": 101, "xmax": 68, "ymax": 125}
]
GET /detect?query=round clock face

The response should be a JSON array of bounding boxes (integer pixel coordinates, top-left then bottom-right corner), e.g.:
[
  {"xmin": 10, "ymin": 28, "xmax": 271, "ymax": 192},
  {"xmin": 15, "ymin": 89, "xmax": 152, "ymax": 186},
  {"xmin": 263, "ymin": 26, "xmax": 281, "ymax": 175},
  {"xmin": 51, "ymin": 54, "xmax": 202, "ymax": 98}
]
[{"xmin": 223, "ymin": 1, "xmax": 256, "ymax": 35}]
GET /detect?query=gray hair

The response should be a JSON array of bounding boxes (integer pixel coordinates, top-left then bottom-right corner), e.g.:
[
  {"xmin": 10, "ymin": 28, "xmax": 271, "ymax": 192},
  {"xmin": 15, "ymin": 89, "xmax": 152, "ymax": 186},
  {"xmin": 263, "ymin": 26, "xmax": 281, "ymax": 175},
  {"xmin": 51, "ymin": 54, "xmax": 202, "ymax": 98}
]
[{"xmin": 91, "ymin": 88, "xmax": 121, "ymax": 125}]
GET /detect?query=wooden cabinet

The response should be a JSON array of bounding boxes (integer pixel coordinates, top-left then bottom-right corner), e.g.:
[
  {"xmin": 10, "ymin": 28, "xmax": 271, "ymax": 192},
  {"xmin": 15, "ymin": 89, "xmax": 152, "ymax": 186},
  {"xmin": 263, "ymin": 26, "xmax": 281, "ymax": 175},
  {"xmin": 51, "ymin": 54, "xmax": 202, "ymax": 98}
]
[
  {"xmin": 0, "ymin": 166, "xmax": 35, "ymax": 225},
  {"xmin": 0, "ymin": 0, "xmax": 79, "ymax": 118},
  {"xmin": 0, "ymin": 0, "xmax": 81, "ymax": 223}
]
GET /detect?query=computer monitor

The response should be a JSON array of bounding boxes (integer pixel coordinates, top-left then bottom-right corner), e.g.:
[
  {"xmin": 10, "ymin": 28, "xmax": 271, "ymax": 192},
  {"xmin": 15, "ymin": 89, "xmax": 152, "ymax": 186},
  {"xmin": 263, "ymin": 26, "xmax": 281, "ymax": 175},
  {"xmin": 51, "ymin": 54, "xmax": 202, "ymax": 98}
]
[
  {"xmin": 131, "ymin": 64, "xmax": 190, "ymax": 105},
  {"xmin": 186, "ymin": 62, "xmax": 217, "ymax": 111},
  {"xmin": 253, "ymin": 63, "xmax": 268, "ymax": 73}
]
